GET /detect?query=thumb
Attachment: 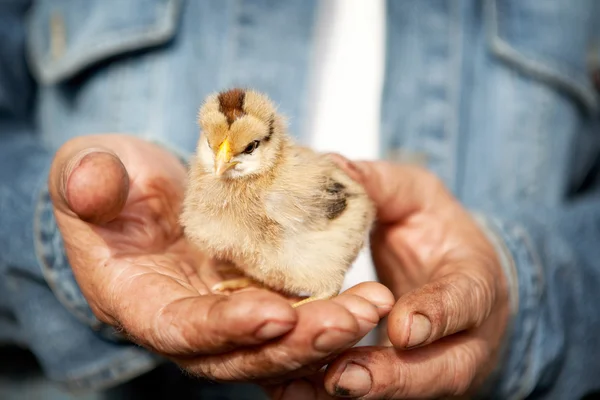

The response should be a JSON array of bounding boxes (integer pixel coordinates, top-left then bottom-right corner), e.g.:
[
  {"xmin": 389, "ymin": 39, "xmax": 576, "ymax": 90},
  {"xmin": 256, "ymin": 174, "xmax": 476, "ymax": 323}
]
[
  {"xmin": 386, "ymin": 268, "xmax": 496, "ymax": 349},
  {"xmin": 50, "ymin": 147, "xmax": 129, "ymax": 224},
  {"xmin": 330, "ymin": 155, "xmax": 444, "ymax": 223}
]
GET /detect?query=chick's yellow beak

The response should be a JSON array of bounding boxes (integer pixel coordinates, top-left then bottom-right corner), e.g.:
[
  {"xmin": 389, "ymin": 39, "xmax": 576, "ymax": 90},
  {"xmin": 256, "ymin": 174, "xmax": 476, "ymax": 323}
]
[{"xmin": 214, "ymin": 138, "xmax": 237, "ymax": 176}]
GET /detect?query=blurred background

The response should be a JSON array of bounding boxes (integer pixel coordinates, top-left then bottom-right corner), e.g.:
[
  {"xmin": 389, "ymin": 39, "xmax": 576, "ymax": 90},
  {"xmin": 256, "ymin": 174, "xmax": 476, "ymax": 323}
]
[{"xmin": 3, "ymin": 0, "xmax": 600, "ymax": 398}]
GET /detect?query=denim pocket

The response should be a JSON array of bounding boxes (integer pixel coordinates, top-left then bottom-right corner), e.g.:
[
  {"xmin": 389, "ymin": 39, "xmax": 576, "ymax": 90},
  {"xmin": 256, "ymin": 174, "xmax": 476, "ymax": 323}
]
[
  {"xmin": 485, "ymin": 0, "xmax": 599, "ymax": 114},
  {"xmin": 25, "ymin": 0, "xmax": 181, "ymax": 85}
]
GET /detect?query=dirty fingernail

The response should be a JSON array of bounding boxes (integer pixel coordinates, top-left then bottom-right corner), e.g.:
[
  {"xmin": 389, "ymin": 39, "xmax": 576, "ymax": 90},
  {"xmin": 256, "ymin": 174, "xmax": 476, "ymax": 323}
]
[
  {"xmin": 314, "ymin": 329, "xmax": 355, "ymax": 352},
  {"xmin": 255, "ymin": 321, "xmax": 294, "ymax": 340},
  {"xmin": 334, "ymin": 363, "xmax": 372, "ymax": 397},
  {"xmin": 407, "ymin": 313, "xmax": 431, "ymax": 347}
]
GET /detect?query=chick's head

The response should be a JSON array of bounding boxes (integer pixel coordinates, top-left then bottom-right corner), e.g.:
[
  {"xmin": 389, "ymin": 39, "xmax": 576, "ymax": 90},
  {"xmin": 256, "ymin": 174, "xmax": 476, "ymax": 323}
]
[{"xmin": 197, "ymin": 88, "xmax": 285, "ymax": 179}]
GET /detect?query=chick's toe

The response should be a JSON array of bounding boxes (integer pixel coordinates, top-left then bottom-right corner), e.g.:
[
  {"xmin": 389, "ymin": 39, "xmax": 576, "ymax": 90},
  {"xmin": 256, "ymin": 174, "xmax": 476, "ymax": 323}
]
[
  {"xmin": 292, "ymin": 293, "xmax": 337, "ymax": 308},
  {"xmin": 211, "ymin": 277, "xmax": 257, "ymax": 293}
]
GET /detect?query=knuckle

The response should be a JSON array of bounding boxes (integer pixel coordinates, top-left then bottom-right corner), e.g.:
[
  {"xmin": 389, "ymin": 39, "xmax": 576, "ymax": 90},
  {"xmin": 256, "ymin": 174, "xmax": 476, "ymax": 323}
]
[
  {"xmin": 431, "ymin": 273, "xmax": 492, "ymax": 335},
  {"xmin": 467, "ymin": 273, "xmax": 495, "ymax": 325},
  {"xmin": 446, "ymin": 347, "xmax": 479, "ymax": 396},
  {"xmin": 192, "ymin": 361, "xmax": 223, "ymax": 381},
  {"xmin": 437, "ymin": 280, "xmax": 465, "ymax": 332},
  {"xmin": 389, "ymin": 367, "xmax": 410, "ymax": 398},
  {"xmin": 216, "ymin": 359, "xmax": 248, "ymax": 381},
  {"xmin": 316, "ymin": 302, "xmax": 358, "ymax": 331},
  {"xmin": 193, "ymin": 358, "xmax": 248, "ymax": 381},
  {"xmin": 259, "ymin": 347, "xmax": 304, "ymax": 376},
  {"xmin": 411, "ymin": 281, "xmax": 449, "ymax": 331},
  {"xmin": 195, "ymin": 348, "xmax": 304, "ymax": 384}
]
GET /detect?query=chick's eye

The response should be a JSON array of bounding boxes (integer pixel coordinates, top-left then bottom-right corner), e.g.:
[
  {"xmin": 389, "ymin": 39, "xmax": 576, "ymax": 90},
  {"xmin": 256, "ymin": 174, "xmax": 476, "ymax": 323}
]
[{"xmin": 243, "ymin": 140, "xmax": 260, "ymax": 154}]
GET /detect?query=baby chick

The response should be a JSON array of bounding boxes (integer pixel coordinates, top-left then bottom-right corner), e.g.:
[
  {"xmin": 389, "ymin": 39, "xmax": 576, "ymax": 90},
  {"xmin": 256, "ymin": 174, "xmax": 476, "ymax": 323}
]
[{"xmin": 180, "ymin": 88, "xmax": 375, "ymax": 307}]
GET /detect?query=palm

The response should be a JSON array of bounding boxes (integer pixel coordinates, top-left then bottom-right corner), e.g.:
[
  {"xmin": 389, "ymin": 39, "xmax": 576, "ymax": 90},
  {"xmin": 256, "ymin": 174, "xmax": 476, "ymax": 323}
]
[
  {"xmin": 95, "ymin": 156, "xmax": 257, "ymax": 324},
  {"xmin": 372, "ymin": 217, "xmax": 434, "ymax": 296},
  {"xmin": 371, "ymin": 210, "xmax": 467, "ymax": 299},
  {"xmin": 292, "ymin": 160, "xmax": 512, "ymax": 399},
  {"xmin": 50, "ymin": 135, "xmax": 393, "ymax": 385},
  {"xmin": 359, "ymin": 165, "xmax": 507, "ymax": 395},
  {"xmin": 52, "ymin": 137, "xmax": 244, "ymax": 349},
  {"xmin": 93, "ymin": 145, "xmax": 214, "ymax": 297},
  {"xmin": 58, "ymin": 137, "xmax": 276, "ymax": 349}
]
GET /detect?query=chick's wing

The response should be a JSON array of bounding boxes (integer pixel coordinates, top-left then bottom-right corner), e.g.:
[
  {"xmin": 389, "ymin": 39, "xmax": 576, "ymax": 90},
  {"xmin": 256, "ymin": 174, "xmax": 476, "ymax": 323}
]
[{"xmin": 264, "ymin": 147, "xmax": 359, "ymax": 233}]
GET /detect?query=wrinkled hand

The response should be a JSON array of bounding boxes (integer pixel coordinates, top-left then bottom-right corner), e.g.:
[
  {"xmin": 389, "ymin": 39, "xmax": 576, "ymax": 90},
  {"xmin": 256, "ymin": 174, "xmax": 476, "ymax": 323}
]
[
  {"xmin": 48, "ymin": 134, "xmax": 394, "ymax": 384},
  {"xmin": 272, "ymin": 159, "xmax": 510, "ymax": 399}
]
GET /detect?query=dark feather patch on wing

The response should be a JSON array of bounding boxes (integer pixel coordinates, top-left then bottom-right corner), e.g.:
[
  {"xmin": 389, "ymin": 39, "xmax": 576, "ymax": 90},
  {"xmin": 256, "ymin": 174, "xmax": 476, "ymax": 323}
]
[{"xmin": 324, "ymin": 180, "xmax": 348, "ymax": 220}]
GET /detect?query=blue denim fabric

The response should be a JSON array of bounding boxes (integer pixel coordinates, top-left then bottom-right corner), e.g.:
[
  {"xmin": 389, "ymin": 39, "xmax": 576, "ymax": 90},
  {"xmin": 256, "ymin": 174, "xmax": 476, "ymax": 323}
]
[
  {"xmin": 2, "ymin": 0, "xmax": 600, "ymax": 399},
  {"xmin": 381, "ymin": 2, "xmax": 600, "ymax": 399}
]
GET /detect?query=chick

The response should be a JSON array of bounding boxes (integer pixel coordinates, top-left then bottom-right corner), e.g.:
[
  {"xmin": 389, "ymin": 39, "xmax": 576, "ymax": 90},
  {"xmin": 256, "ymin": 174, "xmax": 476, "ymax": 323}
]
[{"xmin": 180, "ymin": 88, "xmax": 375, "ymax": 307}]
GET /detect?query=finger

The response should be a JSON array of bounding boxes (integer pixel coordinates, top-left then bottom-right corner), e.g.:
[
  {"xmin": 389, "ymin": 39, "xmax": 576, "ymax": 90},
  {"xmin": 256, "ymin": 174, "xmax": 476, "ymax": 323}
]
[
  {"xmin": 386, "ymin": 268, "xmax": 496, "ymax": 349},
  {"xmin": 182, "ymin": 299, "xmax": 364, "ymax": 381},
  {"xmin": 50, "ymin": 146, "xmax": 129, "ymax": 224},
  {"xmin": 114, "ymin": 275, "xmax": 297, "ymax": 356},
  {"xmin": 186, "ymin": 286, "xmax": 392, "ymax": 382},
  {"xmin": 255, "ymin": 284, "xmax": 394, "ymax": 385},
  {"xmin": 332, "ymin": 295, "xmax": 380, "ymax": 332},
  {"xmin": 324, "ymin": 335, "xmax": 488, "ymax": 398},
  {"xmin": 340, "ymin": 281, "xmax": 395, "ymax": 318},
  {"xmin": 330, "ymin": 156, "xmax": 446, "ymax": 223}
]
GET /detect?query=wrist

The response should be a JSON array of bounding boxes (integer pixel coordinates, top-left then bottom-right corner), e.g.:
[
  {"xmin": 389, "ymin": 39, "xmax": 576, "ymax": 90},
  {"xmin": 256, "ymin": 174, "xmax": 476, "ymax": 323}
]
[
  {"xmin": 469, "ymin": 212, "xmax": 547, "ymax": 400},
  {"xmin": 469, "ymin": 212, "xmax": 519, "ymax": 398}
]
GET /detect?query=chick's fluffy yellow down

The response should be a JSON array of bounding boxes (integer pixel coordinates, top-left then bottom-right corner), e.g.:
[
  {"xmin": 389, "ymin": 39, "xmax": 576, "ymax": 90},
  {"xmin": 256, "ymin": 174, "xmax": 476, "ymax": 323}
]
[{"xmin": 180, "ymin": 89, "xmax": 375, "ymax": 301}]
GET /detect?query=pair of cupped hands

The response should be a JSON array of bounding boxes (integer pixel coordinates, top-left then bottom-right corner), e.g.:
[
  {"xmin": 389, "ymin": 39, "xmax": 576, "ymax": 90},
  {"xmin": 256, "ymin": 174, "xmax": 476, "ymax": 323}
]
[{"xmin": 49, "ymin": 134, "xmax": 509, "ymax": 399}]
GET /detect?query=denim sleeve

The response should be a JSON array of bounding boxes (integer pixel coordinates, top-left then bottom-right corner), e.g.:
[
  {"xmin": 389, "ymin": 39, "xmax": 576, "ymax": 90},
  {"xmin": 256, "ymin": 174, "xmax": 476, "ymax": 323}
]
[
  {"xmin": 471, "ymin": 197, "xmax": 600, "ymax": 400},
  {"xmin": 1, "ymin": 128, "xmax": 168, "ymax": 389},
  {"xmin": 0, "ymin": 1, "xmax": 163, "ymax": 391}
]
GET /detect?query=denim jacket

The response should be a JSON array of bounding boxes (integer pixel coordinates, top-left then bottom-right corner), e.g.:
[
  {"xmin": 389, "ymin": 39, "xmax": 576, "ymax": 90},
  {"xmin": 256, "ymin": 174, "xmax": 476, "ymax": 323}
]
[{"xmin": 2, "ymin": 0, "xmax": 600, "ymax": 398}]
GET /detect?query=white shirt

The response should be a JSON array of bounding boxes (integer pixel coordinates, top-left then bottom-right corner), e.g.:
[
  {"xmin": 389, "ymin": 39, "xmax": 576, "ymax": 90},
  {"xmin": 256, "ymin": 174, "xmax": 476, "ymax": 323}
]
[{"xmin": 305, "ymin": 0, "xmax": 386, "ymax": 293}]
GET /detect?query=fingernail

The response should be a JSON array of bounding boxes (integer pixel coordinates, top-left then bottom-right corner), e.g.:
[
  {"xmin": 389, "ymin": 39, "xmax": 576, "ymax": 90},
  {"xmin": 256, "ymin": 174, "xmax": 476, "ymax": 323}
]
[
  {"xmin": 407, "ymin": 313, "xmax": 431, "ymax": 347},
  {"xmin": 314, "ymin": 329, "xmax": 355, "ymax": 352},
  {"xmin": 254, "ymin": 321, "xmax": 294, "ymax": 340},
  {"xmin": 334, "ymin": 363, "xmax": 372, "ymax": 397}
]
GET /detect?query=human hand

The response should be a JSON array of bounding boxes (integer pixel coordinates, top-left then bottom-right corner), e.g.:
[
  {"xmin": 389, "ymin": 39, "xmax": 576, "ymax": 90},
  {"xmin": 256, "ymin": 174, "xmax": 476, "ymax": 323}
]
[
  {"xmin": 271, "ymin": 158, "xmax": 511, "ymax": 399},
  {"xmin": 48, "ymin": 134, "xmax": 394, "ymax": 384}
]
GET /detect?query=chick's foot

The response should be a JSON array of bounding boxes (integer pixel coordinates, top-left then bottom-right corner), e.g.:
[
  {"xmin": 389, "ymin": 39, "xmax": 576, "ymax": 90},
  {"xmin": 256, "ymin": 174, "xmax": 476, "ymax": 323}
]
[
  {"xmin": 292, "ymin": 294, "xmax": 336, "ymax": 308},
  {"xmin": 211, "ymin": 277, "xmax": 260, "ymax": 293}
]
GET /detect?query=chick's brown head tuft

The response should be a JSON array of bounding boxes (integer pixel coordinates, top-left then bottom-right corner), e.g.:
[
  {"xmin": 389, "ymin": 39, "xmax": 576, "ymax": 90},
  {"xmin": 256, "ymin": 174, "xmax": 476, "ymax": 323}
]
[{"xmin": 196, "ymin": 88, "xmax": 286, "ymax": 179}]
